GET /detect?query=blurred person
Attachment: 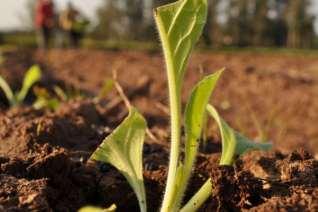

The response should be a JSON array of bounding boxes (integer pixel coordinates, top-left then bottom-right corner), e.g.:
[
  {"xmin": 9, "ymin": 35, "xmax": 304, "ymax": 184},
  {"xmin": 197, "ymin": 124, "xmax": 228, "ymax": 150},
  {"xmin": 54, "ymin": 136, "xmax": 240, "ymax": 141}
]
[
  {"xmin": 35, "ymin": 0, "xmax": 55, "ymax": 49},
  {"xmin": 60, "ymin": 2, "xmax": 89, "ymax": 47}
]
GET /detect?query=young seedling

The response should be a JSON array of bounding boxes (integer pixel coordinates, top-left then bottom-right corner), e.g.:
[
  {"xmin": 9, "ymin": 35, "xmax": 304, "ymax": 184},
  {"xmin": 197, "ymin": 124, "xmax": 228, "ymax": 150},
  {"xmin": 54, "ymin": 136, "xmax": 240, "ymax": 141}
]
[
  {"xmin": 33, "ymin": 86, "xmax": 60, "ymax": 111},
  {"xmin": 33, "ymin": 85, "xmax": 81, "ymax": 111},
  {"xmin": 33, "ymin": 77, "xmax": 115, "ymax": 111},
  {"xmin": 90, "ymin": 0, "xmax": 272, "ymax": 211},
  {"xmin": 53, "ymin": 85, "xmax": 86, "ymax": 101},
  {"xmin": 0, "ymin": 65, "xmax": 41, "ymax": 106}
]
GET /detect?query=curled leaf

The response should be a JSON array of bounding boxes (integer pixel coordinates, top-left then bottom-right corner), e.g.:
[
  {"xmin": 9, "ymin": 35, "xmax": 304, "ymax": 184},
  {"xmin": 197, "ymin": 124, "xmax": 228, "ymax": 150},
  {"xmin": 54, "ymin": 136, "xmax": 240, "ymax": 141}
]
[{"xmin": 206, "ymin": 104, "xmax": 272, "ymax": 165}]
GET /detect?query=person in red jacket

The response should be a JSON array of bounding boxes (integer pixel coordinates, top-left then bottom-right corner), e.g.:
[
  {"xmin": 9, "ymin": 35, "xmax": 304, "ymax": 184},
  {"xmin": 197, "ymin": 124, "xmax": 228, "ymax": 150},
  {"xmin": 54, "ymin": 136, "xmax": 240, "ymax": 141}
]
[{"xmin": 35, "ymin": 0, "xmax": 55, "ymax": 49}]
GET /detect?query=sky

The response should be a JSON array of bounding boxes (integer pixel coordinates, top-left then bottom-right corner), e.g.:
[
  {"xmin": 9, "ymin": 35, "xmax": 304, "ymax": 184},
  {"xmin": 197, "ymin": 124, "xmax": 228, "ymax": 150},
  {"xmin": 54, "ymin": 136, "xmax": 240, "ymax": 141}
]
[
  {"xmin": 1, "ymin": 0, "xmax": 318, "ymax": 32},
  {"xmin": 0, "ymin": 0, "xmax": 104, "ymax": 31}
]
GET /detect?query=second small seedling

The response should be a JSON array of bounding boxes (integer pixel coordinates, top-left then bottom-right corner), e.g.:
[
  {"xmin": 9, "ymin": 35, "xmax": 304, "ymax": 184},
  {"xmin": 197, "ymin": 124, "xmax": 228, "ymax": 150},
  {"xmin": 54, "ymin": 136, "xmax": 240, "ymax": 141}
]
[{"xmin": 0, "ymin": 65, "xmax": 41, "ymax": 106}]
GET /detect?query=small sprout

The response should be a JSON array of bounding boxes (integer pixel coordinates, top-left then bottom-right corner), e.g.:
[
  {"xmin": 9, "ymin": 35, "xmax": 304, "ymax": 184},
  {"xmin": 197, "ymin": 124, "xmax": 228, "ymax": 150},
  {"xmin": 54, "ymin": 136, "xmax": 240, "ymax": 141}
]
[
  {"xmin": 36, "ymin": 122, "xmax": 42, "ymax": 136},
  {"xmin": 53, "ymin": 86, "xmax": 68, "ymax": 101},
  {"xmin": 33, "ymin": 85, "xmax": 87, "ymax": 111},
  {"xmin": 53, "ymin": 85, "xmax": 85, "ymax": 101},
  {"xmin": 79, "ymin": 204, "xmax": 116, "ymax": 212},
  {"xmin": 0, "ymin": 65, "xmax": 41, "ymax": 106},
  {"xmin": 33, "ymin": 86, "xmax": 60, "ymax": 111},
  {"xmin": 0, "ymin": 75, "xmax": 14, "ymax": 105}
]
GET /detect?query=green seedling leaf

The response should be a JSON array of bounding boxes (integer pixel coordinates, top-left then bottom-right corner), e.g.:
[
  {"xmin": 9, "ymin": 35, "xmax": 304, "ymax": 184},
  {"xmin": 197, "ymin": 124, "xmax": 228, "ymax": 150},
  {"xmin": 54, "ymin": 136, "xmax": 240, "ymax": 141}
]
[
  {"xmin": 16, "ymin": 65, "xmax": 42, "ymax": 104},
  {"xmin": 154, "ymin": 0, "xmax": 208, "ymax": 86},
  {"xmin": 33, "ymin": 87, "xmax": 60, "ymax": 111},
  {"xmin": 0, "ymin": 75, "xmax": 15, "ymax": 105},
  {"xmin": 79, "ymin": 204, "xmax": 116, "ymax": 212},
  {"xmin": 173, "ymin": 70, "xmax": 223, "ymax": 209},
  {"xmin": 90, "ymin": 108, "xmax": 147, "ymax": 212},
  {"xmin": 33, "ymin": 96, "xmax": 60, "ymax": 111},
  {"xmin": 184, "ymin": 70, "xmax": 223, "ymax": 167},
  {"xmin": 206, "ymin": 104, "xmax": 272, "ymax": 165}
]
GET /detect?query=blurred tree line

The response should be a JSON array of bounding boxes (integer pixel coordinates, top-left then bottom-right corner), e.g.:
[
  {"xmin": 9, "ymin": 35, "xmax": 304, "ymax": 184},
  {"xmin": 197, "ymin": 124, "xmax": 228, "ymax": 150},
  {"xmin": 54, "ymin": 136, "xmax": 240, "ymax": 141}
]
[{"xmin": 92, "ymin": 0, "xmax": 316, "ymax": 48}]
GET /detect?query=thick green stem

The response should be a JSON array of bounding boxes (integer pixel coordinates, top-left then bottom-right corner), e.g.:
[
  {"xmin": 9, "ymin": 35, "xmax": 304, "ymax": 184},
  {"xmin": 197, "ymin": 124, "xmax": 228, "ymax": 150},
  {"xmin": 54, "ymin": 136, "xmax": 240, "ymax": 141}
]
[
  {"xmin": 180, "ymin": 179, "xmax": 212, "ymax": 212},
  {"xmin": 173, "ymin": 154, "xmax": 195, "ymax": 210},
  {"xmin": 162, "ymin": 80, "xmax": 182, "ymax": 212},
  {"xmin": 136, "ymin": 183, "xmax": 147, "ymax": 212},
  {"xmin": 155, "ymin": 12, "xmax": 182, "ymax": 212}
]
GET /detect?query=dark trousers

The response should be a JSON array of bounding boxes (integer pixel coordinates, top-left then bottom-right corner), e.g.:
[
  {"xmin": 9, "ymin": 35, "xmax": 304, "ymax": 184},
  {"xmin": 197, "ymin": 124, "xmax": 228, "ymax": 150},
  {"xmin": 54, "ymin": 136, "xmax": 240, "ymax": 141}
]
[
  {"xmin": 69, "ymin": 30, "xmax": 81, "ymax": 47},
  {"xmin": 37, "ymin": 26, "xmax": 51, "ymax": 49}
]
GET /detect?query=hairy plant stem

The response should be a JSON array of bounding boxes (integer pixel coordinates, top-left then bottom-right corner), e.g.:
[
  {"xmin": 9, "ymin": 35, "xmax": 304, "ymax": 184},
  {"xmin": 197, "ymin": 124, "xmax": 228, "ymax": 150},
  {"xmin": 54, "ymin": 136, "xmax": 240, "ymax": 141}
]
[
  {"xmin": 180, "ymin": 179, "xmax": 212, "ymax": 212},
  {"xmin": 155, "ymin": 12, "xmax": 183, "ymax": 212}
]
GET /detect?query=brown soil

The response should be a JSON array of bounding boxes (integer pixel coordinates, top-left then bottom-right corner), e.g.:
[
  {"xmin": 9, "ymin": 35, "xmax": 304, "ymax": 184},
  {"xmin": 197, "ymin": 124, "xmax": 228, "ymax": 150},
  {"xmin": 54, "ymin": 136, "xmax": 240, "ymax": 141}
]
[{"xmin": 0, "ymin": 49, "xmax": 318, "ymax": 211}]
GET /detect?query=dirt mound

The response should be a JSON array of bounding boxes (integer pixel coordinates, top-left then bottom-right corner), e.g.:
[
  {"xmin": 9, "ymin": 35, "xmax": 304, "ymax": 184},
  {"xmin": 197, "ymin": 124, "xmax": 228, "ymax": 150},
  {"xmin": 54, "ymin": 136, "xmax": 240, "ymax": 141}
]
[
  {"xmin": 0, "ymin": 49, "xmax": 318, "ymax": 210},
  {"xmin": 200, "ymin": 150, "xmax": 318, "ymax": 211},
  {"xmin": 1, "ymin": 100, "xmax": 318, "ymax": 211}
]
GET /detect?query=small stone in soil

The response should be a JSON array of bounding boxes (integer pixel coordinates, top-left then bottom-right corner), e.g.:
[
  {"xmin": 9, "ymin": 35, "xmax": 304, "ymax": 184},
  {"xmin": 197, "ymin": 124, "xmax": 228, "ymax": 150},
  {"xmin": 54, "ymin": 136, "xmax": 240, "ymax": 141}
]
[{"xmin": 99, "ymin": 163, "xmax": 111, "ymax": 173}]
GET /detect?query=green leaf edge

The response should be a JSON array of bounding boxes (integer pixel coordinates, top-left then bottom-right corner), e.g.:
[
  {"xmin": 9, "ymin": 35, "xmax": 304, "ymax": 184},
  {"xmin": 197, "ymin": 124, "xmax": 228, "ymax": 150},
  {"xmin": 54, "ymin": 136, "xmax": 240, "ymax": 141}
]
[
  {"xmin": 90, "ymin": 108, "xmax": 147, "ymax": 212},
  {"xmin": 16, "ymin": 65, "xmax": 42, "ymax": 104},
  {"xmin": 171, "ymin": 69, "xmax": 223, "ymax": 210},
  {"xmin": 0, "ymin": 75, "xmax": 15, "ymax": 106}
]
